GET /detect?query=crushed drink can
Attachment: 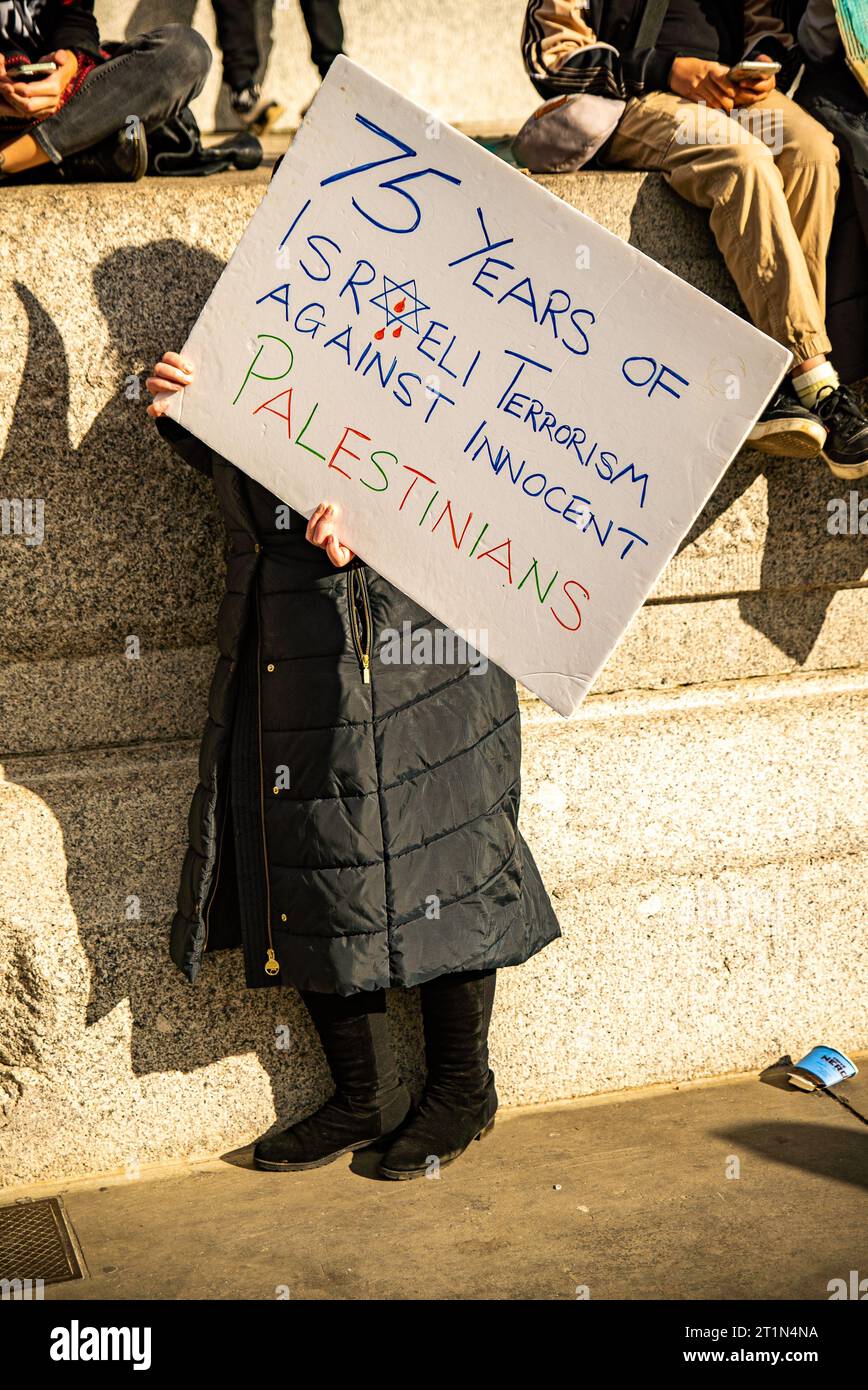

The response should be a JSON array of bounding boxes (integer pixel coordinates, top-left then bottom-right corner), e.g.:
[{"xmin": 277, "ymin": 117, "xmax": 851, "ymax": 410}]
[{"xmin": 787, "ymin": 1046, "xmax": 858, "ymax": 1091}]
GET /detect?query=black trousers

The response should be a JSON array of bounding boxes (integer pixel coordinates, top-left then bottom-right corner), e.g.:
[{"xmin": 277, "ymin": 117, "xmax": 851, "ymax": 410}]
[
  {"xmin": 26, "ymin": 25, "xmax": 211, "ymax": 164},
  {"xmin": 796, "ymin": 63, "xmax": 868, "ymax": 384},
  {"xmin": 212, "ymin": 0, "xmax": 344, "ymax": 87},
  {"xmin": 212, "ymin": 0, "xmax": 260, "ymax": 90},
  {"xmin": 300, "ymin": 0, "xmax": 345, "ymax": 78}
]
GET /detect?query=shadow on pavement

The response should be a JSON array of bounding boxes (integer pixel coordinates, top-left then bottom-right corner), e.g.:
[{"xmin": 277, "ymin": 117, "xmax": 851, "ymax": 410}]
[{"xmin": 714, "ymin": 1120, "xmax": 868, "ymax": 1190}]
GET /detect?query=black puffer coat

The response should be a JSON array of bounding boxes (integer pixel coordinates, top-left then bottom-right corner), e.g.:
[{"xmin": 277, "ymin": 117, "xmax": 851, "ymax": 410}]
[{"xmin": 155, "ymin": 416, "xmax": 561, "ymax": 995}]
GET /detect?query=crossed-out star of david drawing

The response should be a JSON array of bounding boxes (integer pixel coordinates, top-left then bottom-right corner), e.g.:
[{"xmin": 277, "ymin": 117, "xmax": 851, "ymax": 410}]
[{"xmin": 369, "ymin": 277, "xmax": 429, "ymax": 341}]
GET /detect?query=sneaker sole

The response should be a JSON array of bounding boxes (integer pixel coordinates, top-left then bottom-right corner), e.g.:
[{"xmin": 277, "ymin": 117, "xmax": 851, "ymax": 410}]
[
  {"xmin": 253, "ymin": 1135, "xmax": 378, "ymax": 1172},
  {"xmin": 746, "ymin": 419, "xmax": 826, "ymax": 459},
  {"xmin": 379, "ymin": 1117, "xmax": 496, "ymax": 1181},
  {"xmin": 246, "ymin": 101, "xmax": 286, "ymax": 138},
  {"xmin": 820, "ymin": 450, "xmax": 868, "ymax": 481}
]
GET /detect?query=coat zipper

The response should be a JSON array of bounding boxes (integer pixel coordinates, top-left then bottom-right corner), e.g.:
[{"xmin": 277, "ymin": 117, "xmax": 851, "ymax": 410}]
[
  {"xmin": 256, "ymin": 587, "xmax": 281, "ymax": 978},
  {"xmin": 202, "ymin": 797, "xmax": 229, "ymax": 954},
  {"xmin": 348, "ymin": 567, "xmax": 372, "ymax": 683}
]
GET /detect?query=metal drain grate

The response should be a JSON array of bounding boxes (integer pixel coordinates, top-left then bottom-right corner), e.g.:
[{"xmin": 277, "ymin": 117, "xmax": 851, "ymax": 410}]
[{"xmin": 0, "ymin": 1198, "xmax": 85, "ymax": 1286}]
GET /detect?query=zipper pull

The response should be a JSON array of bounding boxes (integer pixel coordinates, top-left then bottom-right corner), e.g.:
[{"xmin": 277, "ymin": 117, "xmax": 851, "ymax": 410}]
[
  {"xmin": 362, "ymin": 654, "xmax": 370, "ymax": 684},
  {"xmin": 264, "ymin": 949, "xmax": 280, "ymax": 977}
]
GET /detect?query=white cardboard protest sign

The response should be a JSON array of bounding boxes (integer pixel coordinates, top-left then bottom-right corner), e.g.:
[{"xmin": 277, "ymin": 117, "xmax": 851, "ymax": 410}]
[{"xmin": 165, "ymin": 56, "xmax": 790, "ymax": 717}]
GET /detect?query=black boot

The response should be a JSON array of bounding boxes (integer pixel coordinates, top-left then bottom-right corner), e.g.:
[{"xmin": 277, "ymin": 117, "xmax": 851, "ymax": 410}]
[
  {"xmin": 379, "ymin": 969, "xmax": 498, "ymax": 1181},
  {"xmin": 60, "ymin": 120, "xmax": 149, "ymax": 183},
  {"xmin": 253, "ymin": 989, "xmax": 411, "ymax": 1172},
  {"xmin": 147, "ymin": 106, "xmax": 262, "ymax": 177}
]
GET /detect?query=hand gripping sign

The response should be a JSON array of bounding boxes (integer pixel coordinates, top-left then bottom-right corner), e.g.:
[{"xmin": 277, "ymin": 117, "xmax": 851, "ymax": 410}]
[{"xmin": 164, "ymin": 57, "xmax": 791, "ymax": 717}]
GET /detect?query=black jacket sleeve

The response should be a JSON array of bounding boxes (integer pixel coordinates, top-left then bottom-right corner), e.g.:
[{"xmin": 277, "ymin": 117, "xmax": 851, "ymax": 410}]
[
  {"xmin": 562, "ymin": 43, "xmax": 674, "ymax": 99},
  {"xmin": 51, "ymin": 1, "xmax": 102, "ymax": 57},
  {"xmin": 743, "ymin": 0, "xmax": 802, "ymax": 87},
  {"xmin": 521, "ymin": 2, "xmax": 675, "ymax": 102},
  {"xmin": 154, "ymin": 414, "xmax": 214, "ymax": 479},
  {"xmin": 742, "ymin": 34, "xmax": 802, "ymax": 90}
]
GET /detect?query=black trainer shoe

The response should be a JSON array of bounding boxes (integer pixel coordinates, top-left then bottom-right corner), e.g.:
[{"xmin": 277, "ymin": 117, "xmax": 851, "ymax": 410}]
[
  {"xmin": 230, "ymin": 80, "xmax": 286, "ymax": 134},
  {"xmin": 61, "ymin": 119, "xmax": 148, "ymax": 182},
  {"xmin": 746, "ymin": 382, "xmax": 827, "ymax": 459},
  {"xmin": 229, "ymin": 80, "xmax": 261, "ymax": 119},
  {"xmin": 813, "ymin": 383, "xmax": 868, "ymax": 481},
  {"xmin": 245, "ymin": 99, "xmax": 286, "ymax": 138}
]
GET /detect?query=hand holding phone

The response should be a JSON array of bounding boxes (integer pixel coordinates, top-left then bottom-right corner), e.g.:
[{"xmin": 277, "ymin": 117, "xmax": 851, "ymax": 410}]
[
  {"xmin": 729, "ymin": 53, "xmax": 780, "ymax": 107},
  {"xmin": 7, "ymin": 61, "xmax": 59, "ymax": 81},
  {"xmin": 3, "ymin": 51, "xmax": 77, "ymax": 117},
  {"xmin": 669, "ymin": 57, "xmax": 738, "ymax": 111}
]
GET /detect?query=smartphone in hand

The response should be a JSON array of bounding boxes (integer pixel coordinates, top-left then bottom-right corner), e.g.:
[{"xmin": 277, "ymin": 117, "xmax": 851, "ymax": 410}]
[
  {"xmin": 728, "ymin": 60, "xmax": 781, "ymax": 81},
  {"xmin": 7, "ymin": 62, "xmax": 59, "ymax": 81}
]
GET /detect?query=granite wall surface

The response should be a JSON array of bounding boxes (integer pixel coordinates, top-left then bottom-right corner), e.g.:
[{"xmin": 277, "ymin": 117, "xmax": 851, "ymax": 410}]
[{"xmin": 2, "ymin": 166, "xmax": 866, "ymax": 1187}]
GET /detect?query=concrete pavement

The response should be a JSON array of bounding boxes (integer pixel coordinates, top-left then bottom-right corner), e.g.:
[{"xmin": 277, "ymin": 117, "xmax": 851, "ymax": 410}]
[{"xmin": 7, "ymin": 1061, "xmax": 865, "ymax": 1302}]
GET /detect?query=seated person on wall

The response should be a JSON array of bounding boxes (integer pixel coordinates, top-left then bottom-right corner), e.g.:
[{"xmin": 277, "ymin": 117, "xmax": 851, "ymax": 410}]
[
  {"xmin": 521, "ymin": 0, "xmax": 868, "ymax": 480},
  {"xmin": 785, "ymin": 0, "xmax": 868, "ymax": 385},
  {"xmin": 0, "ymin": 1, "xmax": 211, "ymax": 182}
]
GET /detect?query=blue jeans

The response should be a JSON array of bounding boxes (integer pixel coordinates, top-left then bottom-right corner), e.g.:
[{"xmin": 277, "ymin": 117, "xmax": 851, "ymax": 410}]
[{"xmin": 31, "ymin": 25, "xmax": 211, "ymax": 164}]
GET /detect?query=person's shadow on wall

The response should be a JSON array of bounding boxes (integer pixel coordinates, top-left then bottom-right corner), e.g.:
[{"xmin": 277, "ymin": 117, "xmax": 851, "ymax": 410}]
[{"xmin": 1, "ymin": 239, "xmax": 425, "ymax": 1161}]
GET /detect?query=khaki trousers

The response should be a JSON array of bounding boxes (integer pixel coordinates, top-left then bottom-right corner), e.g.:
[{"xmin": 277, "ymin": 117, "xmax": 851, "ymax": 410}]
[{"xmin": 601, "ymin": 89, "xmax": 840, "ymax": 363}]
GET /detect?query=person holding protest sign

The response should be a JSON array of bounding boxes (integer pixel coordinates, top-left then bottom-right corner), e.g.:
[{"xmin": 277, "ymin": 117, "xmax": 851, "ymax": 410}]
[
  {"xmin": 521, "ymin": 1, "xmax": 868, "ymax": 480},
  {"xmin": 145, "ymin": 347, "xmax": 561, "ymax": 1180},
  {"xmin": 0, "ymin": 4, "xmax": 211, "ymax": 182}
]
